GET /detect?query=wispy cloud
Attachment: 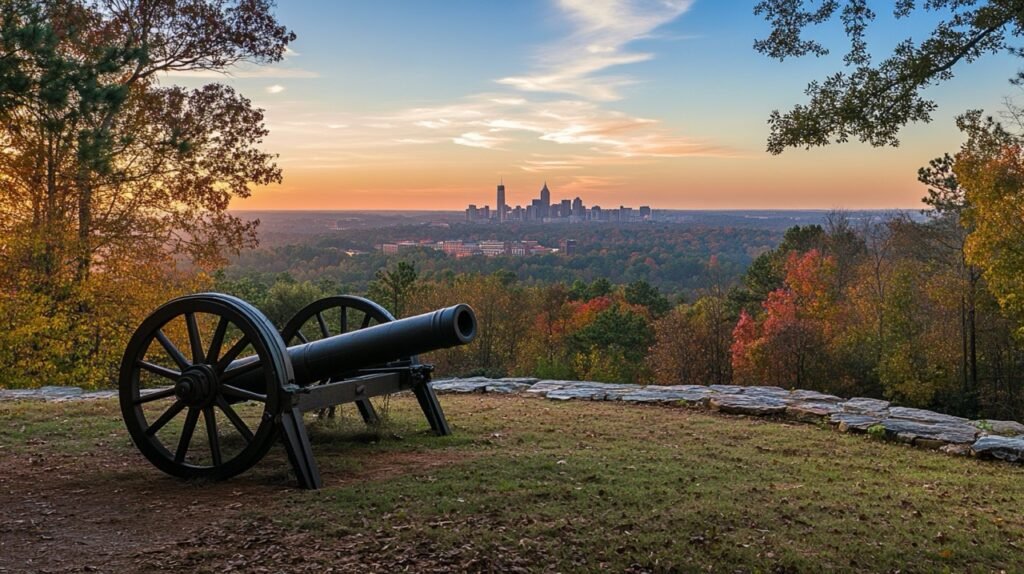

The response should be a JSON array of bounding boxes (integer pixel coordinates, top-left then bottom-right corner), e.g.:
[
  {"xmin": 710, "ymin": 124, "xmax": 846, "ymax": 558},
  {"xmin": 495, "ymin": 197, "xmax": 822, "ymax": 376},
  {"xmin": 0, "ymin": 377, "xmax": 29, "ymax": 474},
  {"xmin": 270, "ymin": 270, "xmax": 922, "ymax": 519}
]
[
  {"xmin": 453, "ymin": 131, "xmax": 507, "ymax": 149},
  {"xmin": 265, "ymin": 84, "xmax": 285, "ymax": 94},
  {"xmin": 497, "ymin": 0, "xmax": 693, "ymax": 101},
  {"xmin": 263, "ymin": 93, "xmax": 731, "ymax": 166}
]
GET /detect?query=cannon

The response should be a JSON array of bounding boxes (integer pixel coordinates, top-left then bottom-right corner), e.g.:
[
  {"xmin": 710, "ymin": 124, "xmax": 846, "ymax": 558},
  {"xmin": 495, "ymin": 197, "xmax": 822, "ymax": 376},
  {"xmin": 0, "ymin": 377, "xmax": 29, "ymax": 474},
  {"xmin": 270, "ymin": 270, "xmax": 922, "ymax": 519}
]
[{"xmin": 118, "ymin": 292, "xmax": 476, "ymax": 489}]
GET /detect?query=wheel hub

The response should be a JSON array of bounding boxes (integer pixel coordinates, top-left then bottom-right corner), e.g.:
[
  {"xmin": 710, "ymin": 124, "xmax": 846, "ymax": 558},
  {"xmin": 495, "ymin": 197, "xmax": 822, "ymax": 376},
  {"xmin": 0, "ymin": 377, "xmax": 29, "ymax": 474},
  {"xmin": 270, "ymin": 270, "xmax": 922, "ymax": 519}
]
[{"xmin": 174, "ymin": 364, "xmax": 218, "ymax": 407}]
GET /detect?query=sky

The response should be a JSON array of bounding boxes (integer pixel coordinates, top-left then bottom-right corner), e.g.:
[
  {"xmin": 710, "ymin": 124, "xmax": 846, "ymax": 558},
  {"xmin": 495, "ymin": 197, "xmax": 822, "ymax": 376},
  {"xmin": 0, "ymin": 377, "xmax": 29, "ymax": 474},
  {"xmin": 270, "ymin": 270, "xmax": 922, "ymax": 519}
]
[{"xmin": 167, "ymin": 1, "xmax": 1024, "ymax": 210}]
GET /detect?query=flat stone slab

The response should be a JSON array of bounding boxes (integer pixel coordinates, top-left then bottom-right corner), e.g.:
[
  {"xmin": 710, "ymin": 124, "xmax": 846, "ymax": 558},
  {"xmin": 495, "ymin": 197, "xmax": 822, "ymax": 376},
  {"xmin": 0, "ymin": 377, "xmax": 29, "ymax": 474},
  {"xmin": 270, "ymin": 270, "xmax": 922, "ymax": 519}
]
[
  {"xmin": 829, "ymin": 413, "xmax": 883, "ymax": 433},
  {"xmin": 888, "ymin": 406, "xmax": 970, "ymax": 425},
  {"xmin": 430, "ymin": 379, "xmax": 492, "ymax": 393},
  {"xmin": 970, "ymin": 419, "xmax": 1024, "ymax": 436},
  {"xmin": 877, "ymin": 418, "xmax": 978, "ymax": 447},
  {"xmin": 710, "ymin": 394, "xmax": 789, "ymax": 416},
  {"xmin": 840, "ymin": 397, "xmax": 891, "ymax": 417},
  {"xmin": 787, "ymin": 389, "xmax": 844, "ymax": 403},
  {"xmin": 0, "ymin": 386, "xmax": 85, "ymax": 400},
  {"xmin": 430, "ymin": 379, "xmax": 533, "ymax": 394},
  {"xmin": 526, "ymin": 380, "xmax": 639, "ymax": 400},
  {"xmin": 618, "ymin": 387, "xmax": 713, "ymax": 404},
  {"xmin": 785, "ymin": 401, "xmax": 842, "ymax": 422},
  {"xmin": 739, "ymin": 385, "xmax": 790, "ymax": 397},
  {"xmin": 972, "ymin": 435, "xmax": 1024, "ymax": 462}
]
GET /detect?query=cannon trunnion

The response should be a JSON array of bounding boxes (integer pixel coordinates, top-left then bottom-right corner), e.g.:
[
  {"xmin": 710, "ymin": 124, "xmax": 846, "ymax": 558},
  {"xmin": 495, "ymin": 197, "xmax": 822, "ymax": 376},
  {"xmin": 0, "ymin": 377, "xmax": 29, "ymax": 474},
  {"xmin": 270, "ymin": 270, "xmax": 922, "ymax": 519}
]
[{"xmin": 118, "ymin": 293, "xmax": 476, "ymax": 489}]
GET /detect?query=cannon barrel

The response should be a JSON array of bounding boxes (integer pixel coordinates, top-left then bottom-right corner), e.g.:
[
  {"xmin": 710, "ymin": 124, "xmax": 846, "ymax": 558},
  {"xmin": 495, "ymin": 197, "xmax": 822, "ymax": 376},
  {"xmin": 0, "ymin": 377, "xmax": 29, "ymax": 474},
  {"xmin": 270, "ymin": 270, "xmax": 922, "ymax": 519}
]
[{"xmin": 228, "ymin": 304, "xmax": 476, "ymax": 391}]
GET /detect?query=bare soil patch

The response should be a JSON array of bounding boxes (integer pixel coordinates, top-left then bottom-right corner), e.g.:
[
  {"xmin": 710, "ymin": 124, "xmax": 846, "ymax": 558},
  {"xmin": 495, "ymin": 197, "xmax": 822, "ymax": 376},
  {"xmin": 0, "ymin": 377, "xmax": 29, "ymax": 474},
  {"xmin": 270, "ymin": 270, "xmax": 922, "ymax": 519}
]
[{"xmin": 0, "ymin": 440, "xmax": 472, "ymax": 573}]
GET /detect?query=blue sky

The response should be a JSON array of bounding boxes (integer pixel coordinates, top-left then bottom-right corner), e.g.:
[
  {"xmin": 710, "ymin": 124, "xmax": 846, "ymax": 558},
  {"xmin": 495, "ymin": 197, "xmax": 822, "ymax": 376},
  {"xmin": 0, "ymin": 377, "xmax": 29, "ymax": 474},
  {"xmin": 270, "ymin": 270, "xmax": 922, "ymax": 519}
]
[{"xmin": 169, "ymin": 1, "xmax": 1024, "ymax": 210}]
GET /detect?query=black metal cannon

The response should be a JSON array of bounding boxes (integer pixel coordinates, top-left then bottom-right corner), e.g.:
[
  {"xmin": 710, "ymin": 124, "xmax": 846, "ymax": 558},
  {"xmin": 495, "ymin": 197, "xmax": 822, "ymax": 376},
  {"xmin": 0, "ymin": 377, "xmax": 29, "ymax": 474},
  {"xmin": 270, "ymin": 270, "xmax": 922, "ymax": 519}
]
[{"xmin": 118, "ymin": 292, "xmax": 475, "ymax": 489}]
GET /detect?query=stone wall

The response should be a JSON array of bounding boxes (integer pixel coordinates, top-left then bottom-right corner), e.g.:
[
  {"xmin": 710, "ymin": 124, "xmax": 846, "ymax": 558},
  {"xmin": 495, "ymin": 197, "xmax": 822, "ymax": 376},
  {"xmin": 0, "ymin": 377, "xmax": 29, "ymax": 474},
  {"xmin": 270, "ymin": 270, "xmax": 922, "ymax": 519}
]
[
  {"xmin": 5, "ymin": 379, "xmax": 1024, "ymax": 464},
  {"xmin": 431, "ymin": 377, "xmax": 1024, "ymax": 464}
]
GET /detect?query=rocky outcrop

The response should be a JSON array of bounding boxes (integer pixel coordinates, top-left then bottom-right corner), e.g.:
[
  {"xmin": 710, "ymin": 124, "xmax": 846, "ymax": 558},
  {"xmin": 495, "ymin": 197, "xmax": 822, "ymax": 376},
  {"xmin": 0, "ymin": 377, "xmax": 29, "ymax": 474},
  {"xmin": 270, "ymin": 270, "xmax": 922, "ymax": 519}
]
[
  {"xmin": 971, "ymin": 436, "xmax": 1024, "ymax": 462},
  {"xmin": 430, "ymin": 377, "xmax": 1024, "ymax": 463}
]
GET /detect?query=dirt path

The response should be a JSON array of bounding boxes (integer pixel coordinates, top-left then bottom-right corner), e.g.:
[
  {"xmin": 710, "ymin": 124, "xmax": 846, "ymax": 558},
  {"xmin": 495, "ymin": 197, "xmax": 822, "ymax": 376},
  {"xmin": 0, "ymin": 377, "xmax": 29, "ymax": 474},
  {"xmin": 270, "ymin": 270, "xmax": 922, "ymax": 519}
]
[{"xmin": 0, "ymin": 446, "xmax": 471, "ymax": 573}]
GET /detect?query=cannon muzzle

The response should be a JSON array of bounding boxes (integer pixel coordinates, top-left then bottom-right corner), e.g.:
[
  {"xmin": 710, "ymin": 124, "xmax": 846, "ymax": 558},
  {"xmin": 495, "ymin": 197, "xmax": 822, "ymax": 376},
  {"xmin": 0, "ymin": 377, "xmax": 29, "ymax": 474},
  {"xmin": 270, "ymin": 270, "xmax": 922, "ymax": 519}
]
[{"xmin": 289, "ymin": 303, "xmax": 476, "ymax": 384}]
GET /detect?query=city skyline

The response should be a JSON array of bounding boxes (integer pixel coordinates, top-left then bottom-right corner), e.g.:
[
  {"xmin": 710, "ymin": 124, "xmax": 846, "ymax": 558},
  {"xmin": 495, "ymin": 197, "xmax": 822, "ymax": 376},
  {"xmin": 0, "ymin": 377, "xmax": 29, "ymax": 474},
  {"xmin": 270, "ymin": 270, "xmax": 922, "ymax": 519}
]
[
  {"xmin": 163, "ymin": 1, "xmax": 1023, "ymax": 210},
  {"xmin": 467, "ymin": 180, "xmax": 652, "ymax": 223}
]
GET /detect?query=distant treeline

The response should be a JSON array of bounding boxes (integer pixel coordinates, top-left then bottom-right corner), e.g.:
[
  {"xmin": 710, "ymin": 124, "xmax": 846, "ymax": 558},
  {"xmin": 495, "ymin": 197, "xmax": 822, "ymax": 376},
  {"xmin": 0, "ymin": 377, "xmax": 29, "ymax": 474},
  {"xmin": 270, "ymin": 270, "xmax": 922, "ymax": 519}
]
[{"xmin": 223, "ymin": 223, "xmax": 780, "ymax": 299}]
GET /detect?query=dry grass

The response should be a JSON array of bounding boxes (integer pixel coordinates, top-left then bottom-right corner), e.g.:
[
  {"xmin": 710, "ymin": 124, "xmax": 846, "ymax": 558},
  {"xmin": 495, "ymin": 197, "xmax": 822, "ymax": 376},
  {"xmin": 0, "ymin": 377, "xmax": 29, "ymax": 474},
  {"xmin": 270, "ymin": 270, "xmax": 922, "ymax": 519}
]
[{"xmin": 2, "ymin": 393, "xmax": 1023, "ymax": 572}]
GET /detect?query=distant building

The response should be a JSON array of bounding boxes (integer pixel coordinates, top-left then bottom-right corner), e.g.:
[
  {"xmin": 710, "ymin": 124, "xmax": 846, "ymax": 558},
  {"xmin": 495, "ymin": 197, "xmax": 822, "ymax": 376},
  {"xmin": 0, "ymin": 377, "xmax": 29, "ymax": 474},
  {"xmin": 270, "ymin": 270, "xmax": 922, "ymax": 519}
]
[
  {"xmin": 496, "ymin": 181, "xmax": 506, "ymax": 223},
  {"xmin": 572, "ymin": 197, "xmax": 585, "ymax": 218},
  {"xmin": 540, "ymin": 181, "xmax": 551, "ymax": 219},
  {"xmin": 479, "ymin": 240, "xmax": 508, "ymax": 256},
  {"xmin": 438, "ymin": 240, "xmax": 480, "ymax": 257},
  {"xmin": 559, "ymin": 239, "xmax": 577, "ymax": 256},
  {"xmin": 380, "ymin": 241, "xmax": 420, "ymax": 254}
]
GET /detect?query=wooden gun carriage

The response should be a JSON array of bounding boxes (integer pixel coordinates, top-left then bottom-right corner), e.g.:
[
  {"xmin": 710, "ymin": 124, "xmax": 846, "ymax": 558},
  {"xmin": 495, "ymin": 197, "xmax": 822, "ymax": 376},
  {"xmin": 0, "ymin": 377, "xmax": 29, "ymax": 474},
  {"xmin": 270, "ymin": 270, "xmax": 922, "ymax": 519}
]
[{"xmin": 118, "ymin": 293, "xmax": 475, "ymax": 489}]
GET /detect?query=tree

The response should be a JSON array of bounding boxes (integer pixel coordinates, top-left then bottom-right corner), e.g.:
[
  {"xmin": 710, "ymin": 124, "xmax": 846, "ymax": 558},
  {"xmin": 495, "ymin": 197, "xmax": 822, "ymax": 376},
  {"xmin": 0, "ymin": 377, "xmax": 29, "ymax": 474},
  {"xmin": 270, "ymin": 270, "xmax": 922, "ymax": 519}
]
[
  {"xmin": 367, "ymin": 260, "xmax": 419, "ymax": 318},
  {"xmin": 0, "ymin": 0, "xmax": 294, "ymax": 287},
  {"xmin": 651, "ymin": 295, "xmax": 734, "ymax": 386},
  {"xmin": 918, "ymin": 153, "xmax": 984, "ymax": 414},
  {"xmin": 623, "ymin": 280, "xmax": 671, "ymax": 318},
  {"xmin": 569, "ymin": 304, "xmax": 653, "ymax": 384},
  {"xmin": 952, "ymin": 111, "xmax": 1024, "ymax": 336},
  {"xmin": 731, "ymin": 250, "xmax": 838, "ymax": 389},
  {"xmin": 0, "ymin": 0, "xmax": 293, "ymax": 387},
  {"xmin": 756, "ymin": 0, "xmax": 1024, "ymax": 153}
]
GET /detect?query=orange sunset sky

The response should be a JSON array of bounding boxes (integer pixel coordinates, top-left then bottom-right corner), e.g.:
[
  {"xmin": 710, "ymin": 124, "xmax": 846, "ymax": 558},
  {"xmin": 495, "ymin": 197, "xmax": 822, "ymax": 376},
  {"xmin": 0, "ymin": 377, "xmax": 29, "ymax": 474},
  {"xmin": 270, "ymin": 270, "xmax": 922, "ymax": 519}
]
[{"xmin": 165, "ymin": 1, "xmax": 1022, "ymax": 210}]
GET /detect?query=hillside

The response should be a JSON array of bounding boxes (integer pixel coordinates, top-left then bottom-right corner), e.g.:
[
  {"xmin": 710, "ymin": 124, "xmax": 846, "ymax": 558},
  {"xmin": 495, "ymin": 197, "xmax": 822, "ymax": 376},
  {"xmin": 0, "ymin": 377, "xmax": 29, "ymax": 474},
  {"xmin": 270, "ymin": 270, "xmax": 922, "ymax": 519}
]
[{"xmin": 2, "ymin": 393, "xmax": 1023, "ymax": 573}]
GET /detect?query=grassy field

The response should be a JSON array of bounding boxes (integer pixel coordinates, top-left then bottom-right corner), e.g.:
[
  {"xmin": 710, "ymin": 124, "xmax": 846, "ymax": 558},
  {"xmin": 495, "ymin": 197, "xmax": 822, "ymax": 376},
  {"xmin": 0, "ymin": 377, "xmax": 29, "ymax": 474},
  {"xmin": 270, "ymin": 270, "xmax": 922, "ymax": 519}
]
[{"xmin": 1, "ymin": 393, "xmax": 1023, "ymax": 573}]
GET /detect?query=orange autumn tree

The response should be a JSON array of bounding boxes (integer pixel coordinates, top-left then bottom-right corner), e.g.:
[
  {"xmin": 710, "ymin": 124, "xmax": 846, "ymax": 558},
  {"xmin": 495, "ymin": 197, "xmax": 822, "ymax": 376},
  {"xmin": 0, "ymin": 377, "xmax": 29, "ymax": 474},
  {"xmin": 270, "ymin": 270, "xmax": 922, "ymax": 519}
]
[{"xmin": 731, "ymin": 249, "xmax": 838, "ymax": 389}]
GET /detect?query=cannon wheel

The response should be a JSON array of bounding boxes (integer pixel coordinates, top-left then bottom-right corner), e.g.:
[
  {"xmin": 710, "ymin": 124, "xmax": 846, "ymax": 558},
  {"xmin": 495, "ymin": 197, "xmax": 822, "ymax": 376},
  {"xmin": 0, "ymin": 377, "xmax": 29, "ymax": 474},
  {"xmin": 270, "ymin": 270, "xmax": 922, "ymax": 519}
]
[
  {"xmin": 119, "ymin": 293, "xmax": 292, "ymax": 481},
  {"xmin": 280, "ymin": 295, "xmax": 408, "ymax": 424}
]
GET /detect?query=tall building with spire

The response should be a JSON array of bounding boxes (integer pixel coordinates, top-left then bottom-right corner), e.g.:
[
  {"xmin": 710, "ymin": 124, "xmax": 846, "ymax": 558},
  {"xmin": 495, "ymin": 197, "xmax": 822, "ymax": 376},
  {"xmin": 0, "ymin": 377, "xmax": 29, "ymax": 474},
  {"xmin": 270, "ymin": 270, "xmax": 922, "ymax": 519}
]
[
  {"xmin": 496, "ymin": 179, "xmax": 506, "ymax": 223},
  {"xmin": 539, "ymin": 181, "xmax": 550, "ymax": 219}
]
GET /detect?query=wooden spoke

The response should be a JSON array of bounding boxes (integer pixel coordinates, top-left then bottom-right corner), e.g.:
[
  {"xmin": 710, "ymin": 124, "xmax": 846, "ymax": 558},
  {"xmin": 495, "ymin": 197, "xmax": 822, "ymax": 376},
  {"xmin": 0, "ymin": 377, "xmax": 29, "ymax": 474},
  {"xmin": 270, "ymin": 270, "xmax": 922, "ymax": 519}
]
[
  {"xmin": 360, "ymin": 313, "xmax": 372, "ymax": 329},
  {"xmin": 205, "ymin": 316, "xmax": 229, "ymax": 364},
  {"xmin": 216, "ymin": 395, "xmax": 253, "ymax": 443},
  {"xmin": 316, "ymin": 312, "xmax": 330, "ymax": 338},
  {"xmin": 221, "ymin": 384, "xmax": 267, "ymax": 403},
  {"xmin": 215, "ymin": 336, "xmax": 250, "ymax": 374},
  {"xmin": 175, "ymin": 407, "xmax": 200, "ymax": 463},
  {"xmin": 295, "ymin": 331, "xmax": 309, "ymax": 344},
  {"xmin": 155, "ymin": 329, "xmax": 190, "ymax": 370},
  {"xmin": 137, "ymin": 360, "xmax": 180, "ymax": 381},
  {"xmin": 203, "ymin": 407, "xmax": 222, "ymax": 466},
  {"xmin": 185, "ymin": 313, "xmax": 204, "ymax": 365},
  {"xmin": 221, "ymin": 358, "xmax": 262, "ymax": 383},
  {"xmin": 134, "ymin": 386, "xmax": 177, "ymax": 405},
  {"xmin": 340, "ymin": 307, "xmax": 348, "ymax": 334},
  {"xmin": 146, "ymin": 401, "xmax": 185, "ymax": 436}
]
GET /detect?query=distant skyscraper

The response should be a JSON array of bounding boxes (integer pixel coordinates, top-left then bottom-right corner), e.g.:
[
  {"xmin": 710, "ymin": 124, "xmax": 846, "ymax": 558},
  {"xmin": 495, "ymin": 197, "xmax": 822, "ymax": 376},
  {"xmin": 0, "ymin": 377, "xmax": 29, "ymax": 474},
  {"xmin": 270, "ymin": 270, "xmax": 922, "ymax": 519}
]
[
  {"xmin": 539, "ymin": 181, "xmax": 550, "ymax": 218},
  {"xmin": 497, "ymin": 180, "xmax": 506, "ymax": 223},
  {"xmin": 559, "ymin": 199, "xmax": 571, "ymax": 218},
  {"xmin": 572, "ymin": 197, "xmax": 584, "ymax": 218}
]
